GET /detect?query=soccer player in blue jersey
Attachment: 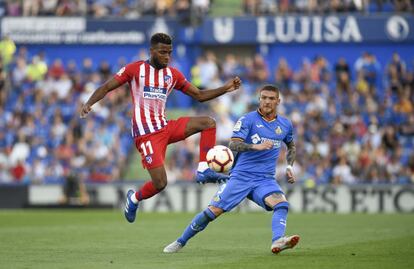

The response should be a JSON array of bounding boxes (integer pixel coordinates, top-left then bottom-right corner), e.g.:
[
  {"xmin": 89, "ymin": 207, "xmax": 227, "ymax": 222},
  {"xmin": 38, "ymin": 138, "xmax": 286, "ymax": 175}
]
[{"xmin": 164, "ymin": 84, "xmax": 299, "ymax": 254}]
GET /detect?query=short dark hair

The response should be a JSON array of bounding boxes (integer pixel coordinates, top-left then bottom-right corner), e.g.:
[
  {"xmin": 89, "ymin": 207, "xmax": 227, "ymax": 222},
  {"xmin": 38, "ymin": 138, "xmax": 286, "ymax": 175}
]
[
  {"xmin": 151, "ymin": 33, "xmax": 172, "ymax": 47},
  {"xmin": 259, "ymin": 84, "xmax": 279, "ymax": 95}
]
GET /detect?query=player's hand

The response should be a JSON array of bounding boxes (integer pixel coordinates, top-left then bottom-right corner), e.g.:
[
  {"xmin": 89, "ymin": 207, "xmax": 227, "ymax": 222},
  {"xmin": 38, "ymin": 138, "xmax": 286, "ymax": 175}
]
[
  {"xmin": 225, "ymin": 77, "xmax": 241, "ymax": 92},
  {"xmin": 80, "ymin": 104, "xmax": 92, "ymax": 118},
  {"xmin": 252, "ymin": 140, "xmax": 274, "ymax": 151},
  {"xmin": 286, "ymin": 165, "xmax": 296, "ymax": 184}
]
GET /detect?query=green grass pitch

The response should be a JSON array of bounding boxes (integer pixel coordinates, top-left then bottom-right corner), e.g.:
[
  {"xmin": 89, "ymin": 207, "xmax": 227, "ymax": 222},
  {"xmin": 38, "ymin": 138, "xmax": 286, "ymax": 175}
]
[{"xmin": 0, "ymin": 210, "xmax": 413, "ymax": 269}]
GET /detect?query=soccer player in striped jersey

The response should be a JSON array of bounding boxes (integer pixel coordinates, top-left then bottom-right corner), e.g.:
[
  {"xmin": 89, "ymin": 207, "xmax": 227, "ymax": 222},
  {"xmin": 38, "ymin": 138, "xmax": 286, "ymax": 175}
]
[
  {"xmin": 80, "ymin": 33, "xmax": 241, "ymax": 223},
  {"xmin": 163, "ymin": 85, "xmax": 299, "ymax": 254}
]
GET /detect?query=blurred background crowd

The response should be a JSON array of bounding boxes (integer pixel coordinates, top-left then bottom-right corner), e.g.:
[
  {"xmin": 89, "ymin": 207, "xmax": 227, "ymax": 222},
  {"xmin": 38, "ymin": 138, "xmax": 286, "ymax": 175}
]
[
  {"xmin": 0, "ymin": 0, "xmax": 413, "ymax": 186},
  {"xmin": 166, "ymin": 50, "xmax": 414, "ymax": 185},
  {"xmin": 0, "ymin": 0, "xmax": 412, "ymax": 18}
]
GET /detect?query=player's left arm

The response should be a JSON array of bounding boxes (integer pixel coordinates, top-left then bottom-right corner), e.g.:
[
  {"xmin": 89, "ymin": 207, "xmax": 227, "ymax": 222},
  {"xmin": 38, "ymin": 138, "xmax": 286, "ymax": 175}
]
[
  {"xmin": 80, "ymin": 78, "xmax": 122, "ymax": 118},
  {"xmin": 184, "ymin": 77, "xmax": 241, "ymax": 102},
  {"xmin": 285, "ymin": 140, "xmax": 296, "ymax": 184},
  {"xmin": 284, "ymin": 118, "xmax": 296, "ymax": 184},
  {"xmin": 285, "ymin": 140, "xmax": 296, "ymax": 167}
]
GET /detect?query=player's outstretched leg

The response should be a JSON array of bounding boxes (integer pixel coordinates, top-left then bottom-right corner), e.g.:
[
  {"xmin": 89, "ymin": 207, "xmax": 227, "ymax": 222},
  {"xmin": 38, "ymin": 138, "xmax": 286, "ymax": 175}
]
[
  {"xmin": 124, "ymin": 189, "xmax": 139, "ymax": 223},
  {"xmin": 124, "ymin": 167, "xmax": 167, "ymax": 223},
  {"xmin": 163, "ymin": 240, "xmax": 183, "ymax": 253},
  {"xmin": 270, "ymin": 201, "xmax": 299, "ymax": 254},
  {"xmin": 271, "ymin": 235, "xmax": 300, "ymax": 254},
  {"xmin": 196, "ymin": 164, "xmax": 229, "ymax": 184},
  {"xmin": 163, "ymin": 208, "xmax": 217, "ymax": 253},
  {"xmin": 197, "ymin": 122, "xmax": 229, "ymax": 183}
]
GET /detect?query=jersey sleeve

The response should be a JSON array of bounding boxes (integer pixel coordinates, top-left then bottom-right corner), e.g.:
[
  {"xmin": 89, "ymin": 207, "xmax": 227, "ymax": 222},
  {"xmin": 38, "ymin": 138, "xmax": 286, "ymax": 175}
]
[
  {"xmin": 113, "ymin": 63, "xmax": 135, "ymax": 85},
  {"xmin": 172, "ymin": 68, "xmax": 190, "ymax": 93},
  {"xmin": 283, "ymin": 120, "xmax": 294, "ymax": 144},
  {"xmin": 231, "ymin": 116, "xmax": 251, "ymax": 141}
]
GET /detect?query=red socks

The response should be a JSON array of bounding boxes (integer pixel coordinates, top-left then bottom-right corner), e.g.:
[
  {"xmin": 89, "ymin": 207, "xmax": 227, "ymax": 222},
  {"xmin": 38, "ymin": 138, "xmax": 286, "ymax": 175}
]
[
  {"xmin": 135, "ymin": 181, "xmax": 161, "ymax": 201},
  {"xmin": 199, "ymin": 127, "xmax": 216, "ymax": 162},
  {"xmin": 134, "ymin": 127, "xmax": 216, "ymax": 201}
]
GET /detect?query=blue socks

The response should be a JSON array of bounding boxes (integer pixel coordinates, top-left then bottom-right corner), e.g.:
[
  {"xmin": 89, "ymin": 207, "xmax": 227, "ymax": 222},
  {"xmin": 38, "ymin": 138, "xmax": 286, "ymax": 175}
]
[
  {"xmin": 272, "ymin": 201, "xmax": 289, "ymax": 242},
  {"xmin": 176, "ymin": 202, "xmax": 288, "ymax": 245},
  {"xmin": 177, "ymin": 208, "xmax": 216, "ymax": 246}
]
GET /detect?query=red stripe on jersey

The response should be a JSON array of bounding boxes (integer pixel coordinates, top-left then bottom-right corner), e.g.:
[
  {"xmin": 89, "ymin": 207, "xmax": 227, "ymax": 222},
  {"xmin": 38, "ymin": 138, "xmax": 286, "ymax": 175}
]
[
  {"xmin": 125, "ymin": 61, "xmax": 189, "ymax": 137},
  {"xmin": 129, "ymin": 81, "xmax": 139, "ymax": 136},
  {"xmin": 159, "ymin": 69, "xmax": 167, "ymax": 127},
  {"xmin": 156, "ymin": 69, "xmax": 168, "ymax": 128},
  {"xmin": 151, "ymin": 67, "xmax": 160, "ymax": 130},
  {"xmin": 140, "ymin": 63, "xmax": 151, "ymax": 133}
]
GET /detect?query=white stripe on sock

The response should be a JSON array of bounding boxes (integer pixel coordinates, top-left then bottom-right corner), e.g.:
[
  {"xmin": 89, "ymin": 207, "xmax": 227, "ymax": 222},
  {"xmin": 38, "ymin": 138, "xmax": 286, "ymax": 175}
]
[
  {"xmin": 197, "ymin": 162, "xmax": 209, "ymax": 172},
  {"xmin": 130, "ymin": 192, "xmax": 139, "ymax": 204}
]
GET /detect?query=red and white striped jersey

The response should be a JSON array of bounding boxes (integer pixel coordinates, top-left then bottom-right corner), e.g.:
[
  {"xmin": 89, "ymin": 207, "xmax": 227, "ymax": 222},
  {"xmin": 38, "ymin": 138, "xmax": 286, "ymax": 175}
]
[{"xmin": 114, "ymin": 60, "xmax": 190, "ymax": 137}]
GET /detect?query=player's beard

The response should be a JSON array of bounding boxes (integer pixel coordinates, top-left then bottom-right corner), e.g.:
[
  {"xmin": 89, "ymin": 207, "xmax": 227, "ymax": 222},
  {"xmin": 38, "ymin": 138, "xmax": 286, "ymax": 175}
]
[
  {"xmin": 260, "ymin": 105, "xmax": 276, "ymax": 117},
  {"xmin": 152, "ymin": 57, "xmax": 168, "ymax": 69}
]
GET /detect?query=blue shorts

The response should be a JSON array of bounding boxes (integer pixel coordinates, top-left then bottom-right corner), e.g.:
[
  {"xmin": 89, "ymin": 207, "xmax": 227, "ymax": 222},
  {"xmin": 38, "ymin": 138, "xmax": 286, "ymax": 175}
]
[{"xmin": 209, "ymin": 174, "xmax": 284, "ymax": 212}]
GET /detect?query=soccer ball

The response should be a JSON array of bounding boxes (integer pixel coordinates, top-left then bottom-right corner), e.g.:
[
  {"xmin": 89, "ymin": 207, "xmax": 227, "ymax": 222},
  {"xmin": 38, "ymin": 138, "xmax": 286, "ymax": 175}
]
[{"xmin": 206, "ymin": 145, "xmax": 234, "ymax": 173}]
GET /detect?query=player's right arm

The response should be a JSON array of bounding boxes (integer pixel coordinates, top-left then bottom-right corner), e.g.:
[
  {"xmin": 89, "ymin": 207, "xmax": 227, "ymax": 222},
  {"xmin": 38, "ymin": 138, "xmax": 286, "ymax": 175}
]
[
  {"xmin": 229, "ymin": 115, "xmax": 273, "ymax": 152},
  {"xmin": 229, "ymin": 138, "xmax": 273, "ymax": 152},
  {"xmin": 80, "ymin": 63, "xmax": 134, "ymax": 118},
  {"xmin": 80, "ymin": 78, "xmax": 122, "ymax": 118}
]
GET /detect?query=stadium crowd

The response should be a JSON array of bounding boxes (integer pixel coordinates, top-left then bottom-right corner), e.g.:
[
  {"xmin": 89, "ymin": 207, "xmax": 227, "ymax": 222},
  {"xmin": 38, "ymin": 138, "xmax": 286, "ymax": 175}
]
[
  {"xmin": 166, "ymin": 50, "xmax": 414, "ymax": 185},
  {"xmin": 242, "ymin": 0, "xmax": 413, "ymax": 15},
  {"xmin": 0, "ymin": 36, "xmax": 133, "ymax": 184},
  {"xmin": 0, "ymin": 34, "xmax": 413, "ymax": 185},
  {"xmin": 0, "ymin": 0, "xmax": 210, "ymax": 18},
  {"xmin": 0, "ymin": 0, "xmax": 411, "ymax": 18}
]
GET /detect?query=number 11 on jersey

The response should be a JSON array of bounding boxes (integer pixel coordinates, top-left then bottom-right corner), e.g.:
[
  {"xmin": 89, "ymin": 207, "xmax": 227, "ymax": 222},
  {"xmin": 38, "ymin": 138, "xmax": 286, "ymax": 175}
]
[{"xmin": 140, "ymin": 141, "xmax": 154, "ymax": 156}]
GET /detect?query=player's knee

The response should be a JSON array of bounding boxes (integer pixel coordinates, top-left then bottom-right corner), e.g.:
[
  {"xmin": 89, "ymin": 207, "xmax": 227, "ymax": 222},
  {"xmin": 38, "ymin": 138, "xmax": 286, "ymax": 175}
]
[
  {"xmin": 265, "ymin": 193, "xmax": 287, "ymax": 209},
  {"xmin": 208, "ymin": 205, "xmax": 223, "ymax": 217},
  {"xmin": 204, "ymin": 116, "xmax": 216, "ymax": 129},
  {"xmin": 273, "ymin": 201, "xmax": 289, "ymax": 211},
  {"xmin": 152, "ymin": 178, "xmax": 167, "ymax": 190}
]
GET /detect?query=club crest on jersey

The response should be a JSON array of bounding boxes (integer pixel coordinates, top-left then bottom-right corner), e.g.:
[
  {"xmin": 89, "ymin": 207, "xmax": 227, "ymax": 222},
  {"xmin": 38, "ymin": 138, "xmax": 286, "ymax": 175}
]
[
  {"xmin": 145, "ymin": 155, "xmax": 153, "ymax": 164},
  {"xmin": 251, "ymin": 133, "xmax": 261, "ymax": 144},
  {"xmin": 275, "ymin": 126, "xmax": 283, "ymax": 134},
  {"xmin": 164, "ymin": 75, "xmax": 172, "ymax": 84}
]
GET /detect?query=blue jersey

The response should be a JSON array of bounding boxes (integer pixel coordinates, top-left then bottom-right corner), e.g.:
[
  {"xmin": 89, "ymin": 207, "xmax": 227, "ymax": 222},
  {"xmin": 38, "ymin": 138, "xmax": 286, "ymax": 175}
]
[{"xmin": 230, "ymin": 110, "xmax": 294, "ymax": 178}]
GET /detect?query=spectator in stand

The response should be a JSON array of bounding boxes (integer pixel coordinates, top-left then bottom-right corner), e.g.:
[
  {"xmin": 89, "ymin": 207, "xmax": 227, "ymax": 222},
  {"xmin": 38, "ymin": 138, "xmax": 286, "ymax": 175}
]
[
  {"xmin": 199, "ymin": 51, "xmax": 219, "ymax": 89},
  {"xmin": 40, "ymin": 0, "xmax": 59, "ymax": 15},
  {"xmin": 23, "ymin": 0, "xmax": 40, "ymax": 16},
  {"xmin": 332, "ymin": 155, "xmax": 355, "ymax": 185},
  {"xmin": 0, "ymin": 36, "xmax": 16, "ymax": 69},
  {"xmin": 274, "ymin": 57, "xmax": 293, "ymax": 91},
  {"xmin": 0, "ymin": 59, "xmax": 6, "ymax": 105},
  {"xmin": 388, "ymin": 53, "xmax": 407, "ymax": 82},
  {"xmin": 27, "ymin": 56, "xmax": 48, "ymax": 82},
  {"xmin": 246, "ymin": 54, "xmax": 269, "ymax": 90}
]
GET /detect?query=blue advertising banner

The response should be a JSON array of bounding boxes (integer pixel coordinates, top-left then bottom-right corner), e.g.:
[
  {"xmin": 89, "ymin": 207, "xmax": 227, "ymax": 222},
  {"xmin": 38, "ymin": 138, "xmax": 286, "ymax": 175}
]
[
  {"xmin": 1, "ymin": 15, "xmax": 413, "ymax": 45},
  {"xmin": 195, "ymin": 14, "xmax": 414, "ymax": 44},
  {"xmin": 0, "ymin": 17, "xmax": 177, "ymax": 44}
]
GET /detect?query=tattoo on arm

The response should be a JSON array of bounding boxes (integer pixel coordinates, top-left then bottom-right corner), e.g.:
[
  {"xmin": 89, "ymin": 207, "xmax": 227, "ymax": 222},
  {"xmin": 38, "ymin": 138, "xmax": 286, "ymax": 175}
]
[
  {"xmin": 228, "ymin": 140, "xmax": 253, "ymax": 152},
  {"xmin": 286, "ymin": 141, "xmax": 296, "ymax": 166}
]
